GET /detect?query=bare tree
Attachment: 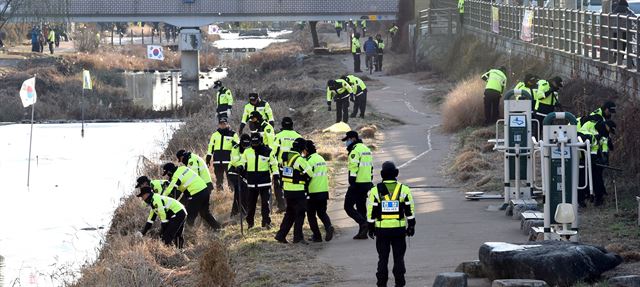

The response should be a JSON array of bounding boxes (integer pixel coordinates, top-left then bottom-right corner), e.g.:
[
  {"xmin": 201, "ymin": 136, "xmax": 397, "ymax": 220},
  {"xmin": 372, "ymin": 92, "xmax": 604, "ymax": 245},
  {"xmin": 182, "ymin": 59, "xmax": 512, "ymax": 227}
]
[{"xmin": 0, "ymin": 0, "xmax": 18, "ymax": 31}]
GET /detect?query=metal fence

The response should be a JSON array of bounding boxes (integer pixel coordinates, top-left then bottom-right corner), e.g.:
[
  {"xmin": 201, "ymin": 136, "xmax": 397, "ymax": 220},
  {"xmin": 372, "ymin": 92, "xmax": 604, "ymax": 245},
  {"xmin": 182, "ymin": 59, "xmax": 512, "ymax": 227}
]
[{"xmin": 420, "ymin": 1, "xmax": 639, "ymax": 73}]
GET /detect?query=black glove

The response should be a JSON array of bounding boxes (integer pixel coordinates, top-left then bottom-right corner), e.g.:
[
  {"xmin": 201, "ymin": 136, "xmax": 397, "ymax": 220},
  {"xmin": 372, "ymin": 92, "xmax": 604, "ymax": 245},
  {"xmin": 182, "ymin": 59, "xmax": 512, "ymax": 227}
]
[
  {"xmin": 160, "ymin": 222, "xmax": 167, "ymax": 235},
  {"xmin": 238, "ymin": 123, "xmax": 246, "ymax": 135},
  {"xmin": 348, "ymin": 176, "xmax": 356, "ymax": 186},
  {"xmin": 327, "ymin": 101, "xmax": 332, "ymax": 111},
  {"xmin": 272, "ymin": 174, "xmax": 281, "ymax": 186},
  {"xmin": 205, "ymin": 154, "xmax": 212, "ymax": 167},
  {"xmin": 141, "ymin": 222, "xmax": 152, "ymax": 236},
  {"xmin": 406, "ymin": 218, "xmax": 416, "ymax": 237},
  {"xmin": 368, "ymin": 222, "xmax": 376, "ymax": 239}
]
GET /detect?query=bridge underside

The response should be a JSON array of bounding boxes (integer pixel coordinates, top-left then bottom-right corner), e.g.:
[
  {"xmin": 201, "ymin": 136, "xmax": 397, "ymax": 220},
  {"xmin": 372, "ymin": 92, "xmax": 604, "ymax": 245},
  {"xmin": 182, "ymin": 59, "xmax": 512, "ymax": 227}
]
[{"xmin": 11, "ymin": 0, "xmax": 398, "ymax": 26}]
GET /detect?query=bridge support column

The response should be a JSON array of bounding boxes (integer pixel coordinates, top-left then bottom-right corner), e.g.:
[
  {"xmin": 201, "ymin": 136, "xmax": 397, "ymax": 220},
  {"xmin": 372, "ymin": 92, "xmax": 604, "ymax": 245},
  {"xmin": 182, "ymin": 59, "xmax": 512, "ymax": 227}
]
[{"xmin": 178, "ymin": 28, "xmax": 201, "ymax": 105}]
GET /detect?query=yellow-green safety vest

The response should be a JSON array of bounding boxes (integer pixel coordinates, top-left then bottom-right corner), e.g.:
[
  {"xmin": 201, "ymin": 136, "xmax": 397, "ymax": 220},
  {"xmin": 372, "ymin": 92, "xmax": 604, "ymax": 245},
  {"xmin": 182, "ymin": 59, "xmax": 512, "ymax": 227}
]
[
  {"xmin": 349, "ymin": 142, "xmax": 373, "ymax": 183},
  {"xmin": 186, "ymin": 153, "xmax": 212, "ymax": 184},
  {"xmin": 351, "ymin": 37, "xmax": 361, "ymax": 54},
  {"xmin": 240, "ymin": 147, "xmax": 279, "ymax": 187},
  {"xmin": 241, "ymin": 101, "xmax": 274, "ymax": 124},
  {"xmin": 346, "ymin": 75, "xmax": 367, "ymax": 95},
  {"xmin": 307, "ymin": 153, "xmax": 329, "ymax": 193},
  {"xmin": 482, "ymin": 69, "xmax": 507, "ymax": 93},
  {"xmin": 150, "ymin": 179, "xmax": 168, "ymax": 194},
  {"xmin": 534, "ymin": 79, "xmax": 558, "ymax": 110},
  {"xmin": 458, "ymin": 0, "xmax": 465, "ymax": 13},
  {"xmin": 208, "ymin": 130, "xmax": 239, "ymax": 164},
  {"xmin": 327, "ymin": 79, "xmax": 354, "ymax": 101},
  {"xmin": 281, "ymin": 151, "xmax": 313, "ymax": 192},
  {"xmin": 275, "ymin": 130, "xmax": 302, "ymax": 164},
  {"xmin": 216, "ymin": 87, "xmax": 234, "ymax": 107},
  {"xmin": 164, "ymin": 166, "xmax": 207, "ymax": 197},
  {"xmin": 147, "ymin": 193, "xmax": 186, "ymax": 224},
  {"xmin": 366, "ymin": 180, "xmax": 415, "ymax": 229}
]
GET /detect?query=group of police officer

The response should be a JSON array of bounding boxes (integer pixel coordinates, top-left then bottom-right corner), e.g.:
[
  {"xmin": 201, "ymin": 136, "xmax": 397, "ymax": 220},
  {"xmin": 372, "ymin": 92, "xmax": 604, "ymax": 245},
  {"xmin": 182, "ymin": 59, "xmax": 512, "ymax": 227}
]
[
  {"xmin": 132, "ymin": 77, "xmax": 417, "ymax": 286},
  {"xmin": 482, "ymin": 67, "xmax": 618, "ymax": 208}
]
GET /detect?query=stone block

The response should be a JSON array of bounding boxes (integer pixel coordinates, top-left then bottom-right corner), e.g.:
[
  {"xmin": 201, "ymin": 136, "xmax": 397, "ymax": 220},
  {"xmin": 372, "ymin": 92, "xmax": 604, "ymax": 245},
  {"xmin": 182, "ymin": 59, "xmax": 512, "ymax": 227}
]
[
  {"xmin": 492, "ymin": 279, "xmax": 549, "ymax": 287},
  {"xmin": 433, "ymin": 272, "xmax": 468, "ymax": 287},
  {"xmin": 608, "ymin": 275, "xmax": 640, "ymax": 287},
  {"xmin": 454, "ymin": 260, "xmax": 485, "ymax": 278}
]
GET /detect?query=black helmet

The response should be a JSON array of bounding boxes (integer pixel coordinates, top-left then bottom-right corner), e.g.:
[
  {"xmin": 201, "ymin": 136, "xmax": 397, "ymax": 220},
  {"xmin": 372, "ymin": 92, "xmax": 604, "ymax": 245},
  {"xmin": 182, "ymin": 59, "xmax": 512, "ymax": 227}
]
[
  {"xmin": 603, "ymin": 101, "xmax": 617, "ymax": 114},
  {"xmin": 249, "ymin": 93, "xmax": 259, "ymax": 101},
  {"xmin": 135, "ymin": 176, "xmax": 150, "ymax": 188},
  {"xmin": 162, "ymin": 162, "xmax": 177, "ymax": 176},
  {"xmin": 291, "ymin": 138, "xmax": 306, "ymax": 152},
  {"xmin": 213, "ymin": 80, "xmax": 222, "ymax": 89},
  {"xmin": 136, "ymin": 186, "xmax": 154, "ymax": 197},
  {"xmin": 250, "ymin": 132, "xmax": 262, "ymax": 145},
  {"xmin": 240, "ymin": 134, "xmax": 251, "ymax": 148},
  {"xmin": 176, "ymin": 149, "xmax": 187, "ymax": 159},
  {"xmin": 281, "ymin": 117, "xmax": 294, "ymax": 130},
  {"xmin": 380, "ymin": 161, "xmax": 399, "ymax": 180}
]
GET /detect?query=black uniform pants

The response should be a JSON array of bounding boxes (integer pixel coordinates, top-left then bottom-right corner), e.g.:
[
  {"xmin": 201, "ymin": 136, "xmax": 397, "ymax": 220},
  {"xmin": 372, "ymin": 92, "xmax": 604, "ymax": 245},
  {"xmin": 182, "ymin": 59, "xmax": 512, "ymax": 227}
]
[
  {"xmin": 185, "ymin": 188, "xmax": 220, "ymax": 229},
  {"xmin": 353, "ymin": 53, "xmax": 361, "ymax": 72},
  {"xmin": 307, "ymin": 193, "xmax": 332, "ymax": 238},
  {"xmin": 272, "ymin": 179, "xmax": 287, "ymax": 211},
  {"xmin": 161, "ymin": 210, "xmax": 186, "ymax": 249},
  {"xmin": 336, "ymin": 28, "xmax": 342, "ymax": 38},
  {"xmin": 376, "ymin": 228, "xmax": 407, "ymax": 287},
  {"xmin": 48, "ymin": 41, "xmax": 54, "ymax": 54},
  {"xmin": 230, "ymin": 174, "xmax": 248, "ymax": 216},
  {"xmin": 277, "ymin": 195, "xmax": 307, "ymax": 241},
  {"xmin": 336, "ymin": 98, "xmax": 350, "ymax": 123},
  {"xmin": 213, "ymin": 163, "xmax": 229, "ymax": 190},
  {"xmin": 351, "ymin": 89, "xmax": 368, "ymax": 118},
  {"xmin": 533, "ymin": 103, "xmax": 555, "ymax": 138},
  {"xmin": 246, "ymin": 186, "xmax": 271, "ymax": 227},
  {"xmin": 592, "ymin": 163, "xmax": 606, "ymax": 204},
  {"xmin": 376, "ymin": 54, "xmax": 384, "ymax": 71},
  {"xmin": 483, "ymin": 89, "xmax": 501, "ymax": 125},
  {"xmin": 344, "ymin": 182, "xmax": 372, "ymax": 225}
]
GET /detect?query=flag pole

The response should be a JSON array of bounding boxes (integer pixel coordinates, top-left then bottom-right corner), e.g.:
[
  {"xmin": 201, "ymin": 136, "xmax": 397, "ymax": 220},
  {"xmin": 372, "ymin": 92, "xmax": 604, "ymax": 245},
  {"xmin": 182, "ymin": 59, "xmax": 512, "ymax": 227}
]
[{"xmin": 27, "ymin": 78, "xmax": 36, "ymax": 187}]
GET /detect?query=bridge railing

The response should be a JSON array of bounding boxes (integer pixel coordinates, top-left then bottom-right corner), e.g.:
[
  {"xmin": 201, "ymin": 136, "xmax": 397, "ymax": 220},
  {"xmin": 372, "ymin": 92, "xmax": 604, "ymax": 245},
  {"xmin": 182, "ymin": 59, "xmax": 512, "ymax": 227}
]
[
  {"xmin": 423, "ymin": 0, "xmax": 639, "ymax": 73},
  {"xmin": 418, "ymin": 8, "xmax": 460, "ymax": 35}
]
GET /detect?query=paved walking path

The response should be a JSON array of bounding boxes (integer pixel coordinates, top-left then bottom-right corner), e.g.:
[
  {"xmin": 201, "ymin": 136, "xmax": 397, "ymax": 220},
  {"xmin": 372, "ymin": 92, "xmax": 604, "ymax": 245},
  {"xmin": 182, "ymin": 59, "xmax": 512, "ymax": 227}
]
[{"xmin": 318, "ymin": 58, "xmax": 525, "ymax": 286}]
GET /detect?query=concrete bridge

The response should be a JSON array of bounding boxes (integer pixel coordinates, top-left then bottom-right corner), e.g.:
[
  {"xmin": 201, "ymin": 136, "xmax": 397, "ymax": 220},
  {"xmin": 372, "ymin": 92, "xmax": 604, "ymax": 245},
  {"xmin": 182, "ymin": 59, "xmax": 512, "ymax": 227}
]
[{"xmin": 10, "ymin": 0, "xmax": 399, "ymax": 26}]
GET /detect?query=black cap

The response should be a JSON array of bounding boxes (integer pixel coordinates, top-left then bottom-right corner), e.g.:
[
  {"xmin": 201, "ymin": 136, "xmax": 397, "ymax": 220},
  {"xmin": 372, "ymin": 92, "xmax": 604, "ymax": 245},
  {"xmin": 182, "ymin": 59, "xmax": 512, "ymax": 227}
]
[
  {"xmin": 291, "ymin": 138, "xmax": 306, "ymax": 152},
  {"xmin": 603, "ymin": 101, "xmax": 617, "ymax": 113},
  {"xmin": 162, "ymin": 162, "xmax": 177, "ymax": 176},
  {"xmin": 136, "ymin": 186, "xmax": 154, "ymax": 197},
  {"xmin": 218, "ymin": 117, "xmax": 229, "ymax": 124},
  {"xmin": 380, "ymin": 161, "xmax": 399, "ymax": 180},
  {"xmin": 135, "ymin": 176, "xmax": 150, "ymax": 188},
  {"xmin": 281, "ymin": 117, "xmax": 293, "ymax": 129},
  {"xmin": 250, "ymin": 111, "xmax": 263, "ymax": 121},
  {"xmin": 213, "ymin": 80, "xmax": 222, "ymax": 89},
  {"xmin": 305, "ymin": 140, "xmax": 317, "ymax": 154},
  {"xmin": 240, "ymin": 133, "xmax": 251, "ymax": 147},
  {"xmin": 176, "ymin": 149, "xmax": 186, "ymax": 159},
  {"xmin": 249, "ymin": 93, "xmax": 258, "ymax": 100},
  {"xmin": 524, "ymin": 74, "xmax": 538, "ymax": 82},
  {"xmin": 550, "ymin": 76, "xmax": 563, "ymax": 87},
  {"xmin": 341, "ymin": 130, "xmax": 359, "ymax": 141}
]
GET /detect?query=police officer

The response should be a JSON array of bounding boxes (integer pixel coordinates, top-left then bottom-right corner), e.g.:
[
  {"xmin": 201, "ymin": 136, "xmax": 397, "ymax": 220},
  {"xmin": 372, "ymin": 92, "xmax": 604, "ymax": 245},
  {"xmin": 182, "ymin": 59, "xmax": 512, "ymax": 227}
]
[
  {"xmin": 335, "ymin": 21, "xmax": 343, "ymax": 38},
  {"xmin": 135, "ymin": 176, "xmax": 170, "ymax": 196},
  {"xmin": 458, "ymin": 0, "xmax": 465, "ymax": 27},
  {"xmin": 579, "ymin": 101, "xmax": 617, "ymax": 128},
  {"xmin": 229, "ymin": 134, "xmax": 251, "ymax": 217},
  {"xmin": 366, "ymin": 161, "xmax": 416, "ymax": 287},
  {"xmin": 513, "ymin": 74, "xmax": 539, "ymax": 102},
  {"xmin": 162, "ymin": 162, "xmax": 221, "ymax": 230},
  {"xmin": 578, "ymin": 119, "xmax": 615, "ymax": 207},
  {"xmin": 352, "ymin": 32, "xmax": 362, "ymax": 73},
  {"xmin": 375, "ymin": 34, "xmax": 385, "ymax": 72},
  {"xmin": 273, "ymin": 117, "xmax": 303, "ymax": 212},
  {"xmin": 327, "ymin": 79, "xmax": 354, "ymax": 124},
  {"xmin": 360, "ymin": 19, "xmax": 367, "ymax": 37},
  {"xmin": 213, "ymin": 80, "xmax": 234, "ymax": 118},
  {"xmin": 342, "ymin": 74, "xmax": 368, "ymax": 118},
  {"xmin": 239, "ymin": 93, "xmax": 275, "ymax": 134},
  {"xmin": 533, "ymin": 76, "xmax": 563, "ymax": 129},
  {"xmin": 275, "ymin": 138, "xmax": 313, "ymax": 244},
  {"xmin": 481, "ymin": 66, "xmax": 507, "ymax": 125},
  {"xmin": 207, "ymin": 117, "xmax": 240, "ymax": 191},
  {"xmin": 138, "ymin": 186, "xmax": 187, "ymax": 248},
  {"xmin": 249, "ymin": 111, "xmax": 276, "ymax": 148},
  {"xmin": 304, "ymin": 140, "xmax": 335, "ymax": 242},
  {"xmin": 176, "ymin": 149, "xmax": 213, "ymax": 192},
  {"xmin": 239, "ymin": 133, "xmax": 279, "ymax": 229},
  {"xmin": 342, "ymin": 130, "xmax": 374, "ymax": 239}
]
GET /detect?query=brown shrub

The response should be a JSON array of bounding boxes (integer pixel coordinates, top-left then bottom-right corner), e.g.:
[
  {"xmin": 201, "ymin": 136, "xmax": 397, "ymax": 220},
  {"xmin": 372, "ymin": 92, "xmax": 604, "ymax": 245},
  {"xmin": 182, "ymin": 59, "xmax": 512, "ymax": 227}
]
[
  {"xmin": 475, "ymin": 175, "xmax": 493, "ymax": 187},
  {"xmin": 198, "ymin": 241, "xmax": 235, "ymax": 287},
  {"xmin": 471, "ymin": 127, "xmax": 496, "ymax": 139},
  {"xmin": 441, "ymin": 76, "xmax": 485, "ymax": 133},
  {"xmin": 359, "ymin": 125, "xmax": 377, "ymax": 139}
]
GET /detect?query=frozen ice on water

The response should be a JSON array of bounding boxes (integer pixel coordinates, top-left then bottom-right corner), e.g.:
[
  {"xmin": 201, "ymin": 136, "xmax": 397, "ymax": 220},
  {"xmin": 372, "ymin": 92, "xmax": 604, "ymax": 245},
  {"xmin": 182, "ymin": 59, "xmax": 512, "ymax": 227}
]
[{"xmin": 0, "ymin": 121, "xmax": 179, "ymax": 286}]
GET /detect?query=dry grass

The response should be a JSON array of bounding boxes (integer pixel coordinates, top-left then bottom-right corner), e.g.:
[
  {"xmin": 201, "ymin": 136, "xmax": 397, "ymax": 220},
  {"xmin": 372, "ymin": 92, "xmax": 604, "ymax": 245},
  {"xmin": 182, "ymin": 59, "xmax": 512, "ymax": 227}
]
[{"xmin": 441, "ymin": 76, "xmax": 486, "ymax": 133}]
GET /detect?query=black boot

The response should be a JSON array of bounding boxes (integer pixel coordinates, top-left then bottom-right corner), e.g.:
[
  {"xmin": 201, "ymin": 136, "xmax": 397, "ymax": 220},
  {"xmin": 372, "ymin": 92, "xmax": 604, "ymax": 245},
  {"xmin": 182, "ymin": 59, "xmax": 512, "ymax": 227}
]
[
  {"xmin": 353, "ymin": 223, "xmax": 368, "ymax": 240},
  {"xmin": 325, "ymin": 226, "xmax": 335, "ymax": 242}
]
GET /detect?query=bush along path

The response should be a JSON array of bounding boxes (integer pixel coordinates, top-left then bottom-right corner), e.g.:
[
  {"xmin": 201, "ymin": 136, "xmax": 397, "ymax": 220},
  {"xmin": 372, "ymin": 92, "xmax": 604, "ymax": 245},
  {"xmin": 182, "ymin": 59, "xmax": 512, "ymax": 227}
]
[{"xmin": 318, "ymin": 56, "xmax": 524, "ymax": 287}]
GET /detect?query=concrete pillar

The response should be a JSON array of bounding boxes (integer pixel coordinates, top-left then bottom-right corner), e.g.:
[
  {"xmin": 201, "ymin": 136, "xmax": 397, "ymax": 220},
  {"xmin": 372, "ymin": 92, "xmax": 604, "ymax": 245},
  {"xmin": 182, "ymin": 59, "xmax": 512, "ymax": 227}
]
[{"xmin": 179, "ymin": 27, "xmax": 201, "ymax": 104}]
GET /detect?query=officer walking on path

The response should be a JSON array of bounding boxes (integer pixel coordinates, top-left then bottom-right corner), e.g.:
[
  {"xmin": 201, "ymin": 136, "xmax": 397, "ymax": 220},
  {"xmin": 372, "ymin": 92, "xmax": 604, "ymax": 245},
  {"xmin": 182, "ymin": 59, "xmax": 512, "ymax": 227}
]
[
  {"xmin": 137, "ymin": 186, "xmax": 188, "ymax": 248},
  {"xmin": 248, "ymin": 111, "xmax": 276, "ymax": 148},
  {"xmin": 239, "ymin": 93, "xmax": 275, "ymax": 134},
  {"xmin": 352, "ymin": 32, "xmax": 362, "ymax": 73},
  {"xmin": 239, "ymin": 133, "xmax": 279, "ymax": 229},
  {"xmin": 304, "ymin": 140, "xmax": 334, "ymax": 242},
  {"xmin": 274, "ymin": 138, "xmax": 314, "ymax": 244},
  {"xmin": 327, "ymin": 78, "xmax": 354, "ymax": 123},
  {"xmin": 162, "ymin": 162, "xmax": 221, "ymax": 230},
  {"xmin": 366, "ymin": 161, "xmax": 416, "ymax": 287},
  {"xmin": 206, "ymin": 117, "xmax": 239, "ymax": 191},
  {"xmin": 343, "ymin": 131, "xmax": 374, "ymax": 240},
  {"xmin": 481, "ymin": 66, "xmax": 507, "ymax": 125},
  {"xmin": 213, "ymin": 81, "xmax": 234, "ymax": 119}
]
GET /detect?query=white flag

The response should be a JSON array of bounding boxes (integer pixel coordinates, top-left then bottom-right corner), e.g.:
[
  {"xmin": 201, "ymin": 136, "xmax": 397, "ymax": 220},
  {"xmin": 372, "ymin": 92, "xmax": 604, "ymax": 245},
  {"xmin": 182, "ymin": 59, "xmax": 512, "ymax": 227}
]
[
  {"xmin": 19, "ymin": 77, "xmax": 37, "ymax": 108},
  {"xmin": 147, "ymin": 45, "xmax": 165, "ymax": 61}
]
